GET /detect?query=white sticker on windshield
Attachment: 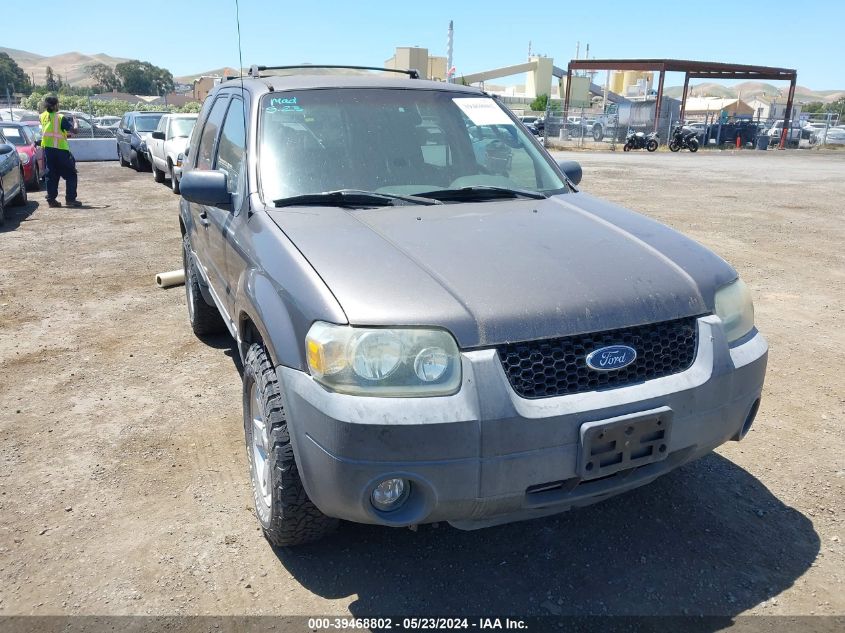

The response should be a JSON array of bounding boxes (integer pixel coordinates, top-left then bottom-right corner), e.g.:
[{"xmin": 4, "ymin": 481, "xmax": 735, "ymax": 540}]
[{"xmin": 452, "ymin": 98, "xmax": 512, "ymax": 126}]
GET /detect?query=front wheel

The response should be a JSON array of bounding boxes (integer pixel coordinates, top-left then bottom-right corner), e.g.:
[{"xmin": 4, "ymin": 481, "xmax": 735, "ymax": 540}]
[
  {"xmin": 243, "ymin": 343, "xmax": 338, "ymax": 547},
  {"xmin": 592, "ymin": 125, "xmax": 603, "ymax": 141},
  {"xmin": 170, "ymin": 163, "xmax": 181, "ymax": 194},
  {"xmin": 12, "ymin": 172, "xmax": 27, "ymax": 206},
  {"xmin": 646, "ymin": 139, "xmax": 658, "ymax": 152},
  {"xmin": 688, "ymin": 139, "xmax": 699, "ymax": 153},
  {"xmin": 28, "ymin": 164, "xmax": 41, "ymax": 191},
  {"xmin": 152, "ymin": 161, "xmax": 165, "ymax": 183},
  {"xmin": 669, "ymin": 141, "xmax": 680, "ymax": 152},
  {"xmin": 182, "ymin": 233, "xmax": 225, "ymax": 336},
  {"xmin": 623, "ymin": 143, "xmax": 631, "ymax": 152}
]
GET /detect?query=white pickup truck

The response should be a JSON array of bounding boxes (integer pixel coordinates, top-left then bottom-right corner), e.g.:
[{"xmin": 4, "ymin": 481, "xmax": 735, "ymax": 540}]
[{"xmin": 148, "ymin": 113, "xmax": 197, "ymax": 193}]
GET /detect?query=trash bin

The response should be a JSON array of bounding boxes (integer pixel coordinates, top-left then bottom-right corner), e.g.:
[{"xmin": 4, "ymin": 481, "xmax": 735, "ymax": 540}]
[{"xmin": 755, "ymin": 135, "xmax": 768, "ymax": 150}]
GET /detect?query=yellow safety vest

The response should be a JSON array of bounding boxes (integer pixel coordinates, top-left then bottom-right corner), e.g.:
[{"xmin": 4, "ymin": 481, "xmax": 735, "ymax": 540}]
[{"xmin": 40, "ymin": 111, "xmax": 69, "ymax": 150}]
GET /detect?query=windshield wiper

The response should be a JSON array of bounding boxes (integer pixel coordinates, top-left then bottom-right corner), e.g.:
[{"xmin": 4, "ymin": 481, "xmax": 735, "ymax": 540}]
[
  {"xmin": 414, "ymin": 186, "xmax": 548, "ymax": 202},
  {"xmin": 273, "ymin": 189, "xmax": 441, "ymax": 208}
]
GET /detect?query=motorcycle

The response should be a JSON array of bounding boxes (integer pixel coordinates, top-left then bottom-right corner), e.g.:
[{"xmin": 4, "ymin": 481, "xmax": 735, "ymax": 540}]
[
  {"xmin": 668, "ymin": 124, "xmax": 700, "ymax": 152},
  {"xmin": 623, "ymin": 129, "xmax": 659, "ymax": 152}
]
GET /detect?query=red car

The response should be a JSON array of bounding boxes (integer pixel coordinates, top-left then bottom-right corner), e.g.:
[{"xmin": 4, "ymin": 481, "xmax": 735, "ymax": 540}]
[{"xmin": 0, "ymin": 121, "xmax": 44, "ymax": 190}]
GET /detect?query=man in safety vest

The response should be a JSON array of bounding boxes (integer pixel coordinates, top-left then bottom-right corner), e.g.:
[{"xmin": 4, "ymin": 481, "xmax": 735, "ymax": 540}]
[{"xmin": 40, "ymin": 96, "xmax": 82, "ymax": 208}]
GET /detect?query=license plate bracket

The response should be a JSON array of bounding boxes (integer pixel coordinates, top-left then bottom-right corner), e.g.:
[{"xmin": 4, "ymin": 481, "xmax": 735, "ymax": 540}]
[{"xmin": 578, "ymin": 407, "xmax": 673, "ymax": 481}]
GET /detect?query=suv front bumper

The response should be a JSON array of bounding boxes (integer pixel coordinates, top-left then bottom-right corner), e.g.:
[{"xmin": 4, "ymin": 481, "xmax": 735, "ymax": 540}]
[{"xmin": 278, "ymin": 315, "xmax": 767, "ymax": 529}]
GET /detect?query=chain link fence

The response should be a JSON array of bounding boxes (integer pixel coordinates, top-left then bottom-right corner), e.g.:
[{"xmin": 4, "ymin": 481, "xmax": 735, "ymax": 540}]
[{"xmin": 542, "ymin": 99, "xmax": 681, "ymax": 150}]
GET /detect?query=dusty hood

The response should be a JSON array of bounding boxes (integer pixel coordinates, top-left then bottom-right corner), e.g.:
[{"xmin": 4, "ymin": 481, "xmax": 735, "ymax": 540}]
[{"xmin": 267, "ymin": 192, "xmax": 736, "ymax": 347}]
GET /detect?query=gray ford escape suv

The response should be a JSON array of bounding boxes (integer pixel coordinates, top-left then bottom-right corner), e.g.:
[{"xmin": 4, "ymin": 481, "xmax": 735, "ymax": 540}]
[{"xmin": 178, "ymin": 65, "xmax": 768, "ymax": 546}]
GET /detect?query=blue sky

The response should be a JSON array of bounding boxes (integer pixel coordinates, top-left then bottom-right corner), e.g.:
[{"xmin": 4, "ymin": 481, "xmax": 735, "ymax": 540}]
[{"xmin": 5, "ymin": 0, "xmax": 843, "ymax": 89}]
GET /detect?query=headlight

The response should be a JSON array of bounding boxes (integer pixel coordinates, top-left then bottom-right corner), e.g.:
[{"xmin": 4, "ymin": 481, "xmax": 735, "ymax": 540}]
[
  {"xmin": 18, "ymin": 152, "xmax": 30, "ymax": 165},
  {"xmin": 714, "ymin": 278, "xmax": 755, "ymax": 343},
  {"xmin": 305, "ymin": 322, "xmax": 461, "ymax": 396}
]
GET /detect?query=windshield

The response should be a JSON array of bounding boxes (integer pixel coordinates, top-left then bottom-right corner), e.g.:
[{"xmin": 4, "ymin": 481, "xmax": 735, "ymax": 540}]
[
  {"xmin": 0, "ymin": 126, "xmax": 27, "ymax": 146},
  {"xmin": 169, "ymin": 117, "xmax": 196, "ymax": 138},
  {"xmin": 135, "ymin": 115, "xmax": 163, "ymax": 132},
  {"xmin": 259, "ymin": 89, "xmax": 566, "ymax": 203}
]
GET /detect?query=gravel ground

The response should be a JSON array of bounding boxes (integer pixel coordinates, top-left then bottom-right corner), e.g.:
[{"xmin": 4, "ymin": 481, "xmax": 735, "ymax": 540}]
[{"xmin": 0, "ymin": 151, "xmax": 842, "ymax": 618}]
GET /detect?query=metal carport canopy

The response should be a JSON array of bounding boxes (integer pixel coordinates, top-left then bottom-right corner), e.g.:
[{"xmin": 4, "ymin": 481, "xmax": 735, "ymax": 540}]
[{"xmin": 562, "ymin": 59, "xmax": 798, "ymax": 148}]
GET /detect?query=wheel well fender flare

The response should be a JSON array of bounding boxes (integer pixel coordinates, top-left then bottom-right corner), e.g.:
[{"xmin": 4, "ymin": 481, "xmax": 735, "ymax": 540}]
[{"xmin": 236, "ymin": 269, "xmax": 304, "ymax": 371}]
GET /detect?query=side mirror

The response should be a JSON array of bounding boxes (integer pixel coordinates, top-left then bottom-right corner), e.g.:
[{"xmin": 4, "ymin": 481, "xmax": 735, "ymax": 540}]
[
  {"xmin": 180, "ymin": 170, "xmax": 231, "ymax": 209},
  {"xmin": 557, "ymin": 159, "xmax": 582, "ymax": 186},
  {"xmin": 151, "ymin": 131, "xmax": 165, "ymax": 140},
  {"xmin": 122, "ymin": 128, "xmax": 131, "ymax": 134},
  {"xmin": 0, "ymin": 143, "xmax": 14, "ymax": 155}
]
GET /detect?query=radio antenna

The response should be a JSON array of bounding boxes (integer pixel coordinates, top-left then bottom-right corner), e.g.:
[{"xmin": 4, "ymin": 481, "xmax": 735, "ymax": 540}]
[
  {"xmin": 234, "ymin": 0, "xmax": 245, "ymax": 82},
  {"xmin": 233, "ymin": 0, "xmax": 249, "ymax": 208}
]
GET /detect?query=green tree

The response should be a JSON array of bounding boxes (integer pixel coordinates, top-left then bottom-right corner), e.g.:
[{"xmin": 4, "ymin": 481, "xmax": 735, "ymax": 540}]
[
  {"xmin": 0, "ymin": 52, "xmax": 33, "ymax": 95},
  {"xmin": 115, "ymin": 60, "xmax": 174, "ymax": 95},
  {"xmin": 45, "ymin": 66, "xmax": 58, "ymax": 92},
  {"xmin": 530, "ymin": 93, "xmax": 549, "ymax": 112},
  {"xmin": 86, "ymin": 63, "xmax": 121, "ymax": 92}
]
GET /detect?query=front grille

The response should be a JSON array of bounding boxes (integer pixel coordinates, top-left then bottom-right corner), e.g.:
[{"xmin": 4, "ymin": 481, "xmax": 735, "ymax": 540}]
[{"xmin": 497, "ymin": 316, "xmax": 700, "ymax": 399}]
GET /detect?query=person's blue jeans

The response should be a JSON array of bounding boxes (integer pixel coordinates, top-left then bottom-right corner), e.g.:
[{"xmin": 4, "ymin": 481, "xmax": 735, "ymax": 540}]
[{"xmin": 44, "ymin": 147, "xmax": 78, "ymax": 202}]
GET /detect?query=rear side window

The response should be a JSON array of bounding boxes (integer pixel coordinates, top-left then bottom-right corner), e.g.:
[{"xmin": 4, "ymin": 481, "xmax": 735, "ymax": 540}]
[
  {"xmin": 216, "ymin": 98, "xmax": 246, "ymax": 198},
  {"xmin": 195, "ymin": 97, "xmax": 229, "ymax": 170}
]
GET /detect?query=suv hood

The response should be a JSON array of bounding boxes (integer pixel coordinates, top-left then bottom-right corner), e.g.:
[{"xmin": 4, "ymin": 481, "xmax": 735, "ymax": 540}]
[{"xmin": 267, "ymin": 193, "xmax": 736, "ymax": 348}]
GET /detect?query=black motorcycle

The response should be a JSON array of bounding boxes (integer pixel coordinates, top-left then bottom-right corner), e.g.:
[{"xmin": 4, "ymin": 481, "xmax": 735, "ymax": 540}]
[
  {"xmin": 668, "ymin": 124, "xmax": 700, "ymax": 152},
  {"xmin": 623, "ymin": 129, "xmax": 659, "ymax": 152}
]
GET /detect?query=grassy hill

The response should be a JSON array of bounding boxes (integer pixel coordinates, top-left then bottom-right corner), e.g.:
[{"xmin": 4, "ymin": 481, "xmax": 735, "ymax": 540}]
[
  {"xmin": 174, "ymin": 67, "xmax": 241, "ymax": 83},
  {"xmin": 1, "ymin": 47, "xmax": 130, "ymax": 87},
  {"xmin": 664, "ymin": 81, "xmax": 843, "ymax": 103}
]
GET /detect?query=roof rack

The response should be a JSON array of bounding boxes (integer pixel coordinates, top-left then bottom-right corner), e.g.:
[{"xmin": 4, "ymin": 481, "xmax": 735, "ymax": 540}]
[{"xmin": 247, "ymin": 65, "xmax": 420, "ymax": 79}]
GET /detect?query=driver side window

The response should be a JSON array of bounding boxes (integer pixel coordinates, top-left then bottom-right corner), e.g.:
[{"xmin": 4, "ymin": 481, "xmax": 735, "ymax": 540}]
[
  {"xmin": 215, "ymin": 98, "xmax": 246, "ymax": 202},
  {"xmin": 195, "ymin": 97, "xmax": 229, "ymax": 170}
]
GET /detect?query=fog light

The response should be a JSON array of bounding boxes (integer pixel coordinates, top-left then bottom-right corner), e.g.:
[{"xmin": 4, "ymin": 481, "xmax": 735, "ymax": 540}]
[{"xmin": 371, "ymin": 478, "xmax": 408, "ymax": 511}]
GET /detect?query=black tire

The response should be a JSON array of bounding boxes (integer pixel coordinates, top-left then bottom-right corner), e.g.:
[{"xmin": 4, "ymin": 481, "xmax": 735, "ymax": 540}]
[
  {"xmin": 243, "ymin": 342, "xmax": 338, "ymax": 547},
  {"xmin": 182, "ymin": 233, "xmax": 226, "ymax": 336},
  {"xmin": 688, "ymin": 139, "xmax": 699, "ymax": 153},
  {"xmin": 592, "ymin": 124, "xmax": 603, "ymax": 141},
  {"xmin": 623, "ymin": 143, "xmax": 631, "ymax": 152},
  {"xmin": 29, "ymin": 163, "xmax": 41, "ymax": 191},
  {"xmin": 669, "ymin": 141, "xmax": 680, "ymax": 152},
  {"xmin": 646, "ymin": 139, "xmax": 658, "ymax": 152},
  {"xmin": 119, "ymin": 146, "xmax": 128, "ymax": 167},
  {"xmin": 170, "ymin": 162, "xmax": 180, "ymax": 194},
  {"xmin": 12, "ymin": 172, "xmax": 27, "ymax": 206},
  {"xmin": 152, "ymin": 161, "xmax": 165, "ymax": 183},
  {"xmin": 130, "ymin": 149, "xmax": 141, "ymax": 171},
  {"xmin": 0, "ymin": 189, "xmax": 5, "ymax": 226}
]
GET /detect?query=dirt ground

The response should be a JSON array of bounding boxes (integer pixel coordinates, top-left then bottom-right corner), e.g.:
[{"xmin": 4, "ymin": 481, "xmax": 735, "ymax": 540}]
[{"xmin": 0, "ymin": 151, "xmax": 843, "ymax": 619}]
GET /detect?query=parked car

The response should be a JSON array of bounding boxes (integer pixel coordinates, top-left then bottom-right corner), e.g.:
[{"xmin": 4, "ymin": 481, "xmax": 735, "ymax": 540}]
[
  {"xmin": 178, "ymin": 66, "xmax": 767, "ymax": 547},
  {"xmin": 0, "ymin": 121, "xmax": 44, "ymax": 189},
  {"xmin": 148, "ymin": 113, "xmax": 198, "ymax": 192},
  {"xmin": 23, "ymin": 122, "xmax": 42, "ymax": 145},
  {"xmin": 63, "ymin": 113, "xmax": 115, "ymax": 139},
  {"xmin": 767, "ymin": 120, "xmax": 801, "ymax": 145},
  {"xmin": 94, "ymin": 116, "xmax": 122, "ymax": 129},
  {"xmin": 517, "ymin": 115, "xmax": 539, "ymax": 135},
  {"xmin": 813, "ymin": 127, "xmax": 845, "ymax": 145},
  {"xmin": 0, "ymin": 108, "xmax": 39, "ymax": 122},
  {"xmin": 0, "ymin": 129, "xmax": 28, "ymax": 225},
  {"xmin": 115, "ymin": 111, "xmax": 168, "ymax": 170}
]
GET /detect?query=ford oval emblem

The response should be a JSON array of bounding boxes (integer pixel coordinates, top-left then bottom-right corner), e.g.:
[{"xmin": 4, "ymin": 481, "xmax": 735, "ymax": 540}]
[{"xmin": 585, "ymin": 345, "xmax": 637, "ymax": 371}]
